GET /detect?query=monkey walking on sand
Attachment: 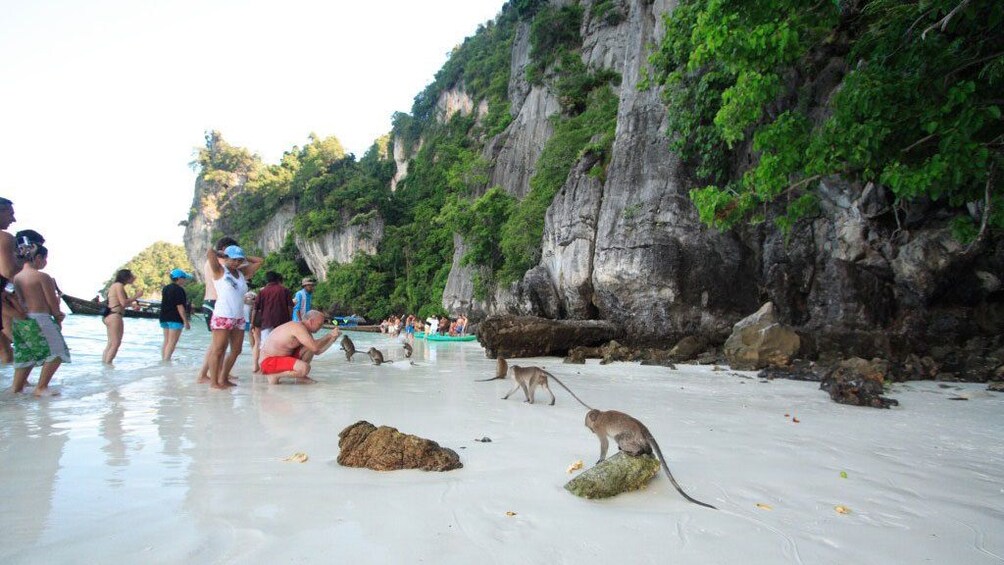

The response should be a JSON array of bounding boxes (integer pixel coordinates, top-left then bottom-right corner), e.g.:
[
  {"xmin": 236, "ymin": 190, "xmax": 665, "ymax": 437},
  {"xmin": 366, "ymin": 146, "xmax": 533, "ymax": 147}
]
[
  {"xmin": 340, "ymin": 335, "xmax": 357, "ymax": 362},
  {"xmin": 584, "ymin": 409, "xmax": 717, "ymax": 510},
  {"xmin": 402, "ymin": 342, "xmax": 413, "ymax": 358},
  {"xmin": 476, "ymin": 357, "xmax": 508, "ymax": 382},
  {"xmin": 502, "ymin": 365, "xmax": 592, "ymax": 409}
]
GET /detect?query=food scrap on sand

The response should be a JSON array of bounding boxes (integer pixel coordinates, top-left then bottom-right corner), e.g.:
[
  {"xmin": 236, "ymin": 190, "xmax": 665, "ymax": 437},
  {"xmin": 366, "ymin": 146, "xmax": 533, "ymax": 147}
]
[
  {"xmin": 567, "ymin": 460, "xmax": 584, "ymax": 474},
  {"xmin": 283, "ymin": 452, "xmax": 309, "ymax": 463},
  {"xmin": 756, "ymin": 503, "xmax": 773, "ymax": 511},
  {"xmin": 835, "ymin": 505, "xmax": 851, "ymax": 514},
  {"xmin": 506, "ymin": 511, "xmax": 517, "ymax": 517}
]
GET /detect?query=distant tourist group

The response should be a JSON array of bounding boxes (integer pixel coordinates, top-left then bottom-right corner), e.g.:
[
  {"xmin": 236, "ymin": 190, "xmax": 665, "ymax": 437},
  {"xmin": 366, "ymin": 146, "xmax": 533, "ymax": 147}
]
[
  {"xmin": 0, "ymin": 201, "xmax": 344, "ymax": 395},
  {"xmin": 379, "ymin": 313, "xmax": 468, "ymax": 341}
]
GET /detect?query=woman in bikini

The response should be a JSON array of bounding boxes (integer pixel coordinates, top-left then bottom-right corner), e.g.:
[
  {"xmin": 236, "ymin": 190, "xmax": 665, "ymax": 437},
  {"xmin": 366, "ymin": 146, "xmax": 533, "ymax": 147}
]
[{"xmin": 102, "ymin": 269, "xmax": 143, "ymax": 365}]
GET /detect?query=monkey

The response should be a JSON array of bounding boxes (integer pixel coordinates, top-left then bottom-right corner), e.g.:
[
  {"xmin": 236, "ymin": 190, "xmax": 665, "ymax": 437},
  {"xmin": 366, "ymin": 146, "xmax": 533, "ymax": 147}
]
[
  {"xmin": 502, "ymin": 365, "xmax": 592, "ymax": 409},
  {"xmin": 367, "ymin": 347, "xmax": 392, "ymax": 365},
  {"xmin": 476, "ymin": 357, "xmax": 508, "ymax": 382},
  {"xmin": 584, "ymin": 409, "xmax": 716, "ymax": 510},
  {"xmin": 340, "ymin": 334, "xmax": 357, "ymax": 362},
  {"xmin": 403, "ymin": 342, "xmax": 413, "ymax": 358}
]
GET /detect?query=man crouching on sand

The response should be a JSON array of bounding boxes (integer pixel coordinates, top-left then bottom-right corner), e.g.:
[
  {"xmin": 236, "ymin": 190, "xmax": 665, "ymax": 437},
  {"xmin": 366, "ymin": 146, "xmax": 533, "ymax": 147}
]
[{"xmin": 259, "ymin": 310, "xmax": 340, "ymax": 384}]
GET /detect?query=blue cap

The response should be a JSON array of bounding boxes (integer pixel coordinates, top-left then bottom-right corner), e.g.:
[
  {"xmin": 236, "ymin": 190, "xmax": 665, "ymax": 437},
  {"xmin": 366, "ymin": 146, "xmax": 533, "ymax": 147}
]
[
  {"xmin": 223, "ymin": 245, "xmax": 246, "ymax": 259},
  {"xmin": 170, "ymin": 268, "xmax": 193, "ymax": 279}
]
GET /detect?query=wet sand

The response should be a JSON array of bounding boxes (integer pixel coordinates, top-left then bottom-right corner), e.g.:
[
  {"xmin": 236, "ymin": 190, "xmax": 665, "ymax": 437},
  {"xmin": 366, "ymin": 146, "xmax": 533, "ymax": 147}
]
[{"xmin": 1, "ymin": 316, "xmax": 1002, "ymax": 563}]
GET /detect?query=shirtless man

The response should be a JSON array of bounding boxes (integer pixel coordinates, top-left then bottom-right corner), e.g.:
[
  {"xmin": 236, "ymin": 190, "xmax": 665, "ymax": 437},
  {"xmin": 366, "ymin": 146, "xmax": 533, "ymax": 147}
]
[
  {"xmin": 0, "ymin": 198, "xmax": 20, "ymax": 363},
  {"xmin": 259, "ymin": 310, "xmax": 340, "ymax": 384},
  {"xmin": 11, "ymin": 244, "xmax": 70, "ymax": 396}
]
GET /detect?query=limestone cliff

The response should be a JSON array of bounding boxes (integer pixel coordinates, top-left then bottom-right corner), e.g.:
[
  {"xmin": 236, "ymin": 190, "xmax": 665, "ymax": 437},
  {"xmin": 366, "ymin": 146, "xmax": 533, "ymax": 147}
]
[
  {"xmin": 438, "ymin": 0, "xmax": 1001, "ymax": 357},
  {"xmin": 294, "ymin": 213, "xmax": 384, "ymax": 281},
  {"xmin": 187, "ymin": 0, "xmax": 1002, "ymax": 364}
]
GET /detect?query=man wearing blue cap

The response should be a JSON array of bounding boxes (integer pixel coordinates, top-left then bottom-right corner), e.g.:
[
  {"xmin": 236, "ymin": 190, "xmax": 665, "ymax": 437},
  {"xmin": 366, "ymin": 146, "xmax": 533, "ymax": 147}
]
[{"xmin": 160, "ymin": 268, "xmax": 193, "ymax": 361}]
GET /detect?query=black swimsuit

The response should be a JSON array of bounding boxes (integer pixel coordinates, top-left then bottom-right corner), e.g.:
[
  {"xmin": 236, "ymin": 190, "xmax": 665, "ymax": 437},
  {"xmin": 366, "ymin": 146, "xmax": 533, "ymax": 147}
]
[
  {"xmin": 102, "ymin": 304, "xmax": 123, "ymax": 318},
  {"xmin": 0, "ymin": 275, "xmax": 6, "ymax": 331}
]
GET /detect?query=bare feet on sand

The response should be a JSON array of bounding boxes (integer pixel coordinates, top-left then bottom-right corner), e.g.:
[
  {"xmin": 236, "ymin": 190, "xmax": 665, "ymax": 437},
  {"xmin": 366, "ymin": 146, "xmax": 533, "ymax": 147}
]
[
  {"xmin": 33, "ymin": 389, "xmax": 60, "ymax": 397},
  {"xmin": 266, "ymin": 375, "xmax": 317, "ymax": 385}
]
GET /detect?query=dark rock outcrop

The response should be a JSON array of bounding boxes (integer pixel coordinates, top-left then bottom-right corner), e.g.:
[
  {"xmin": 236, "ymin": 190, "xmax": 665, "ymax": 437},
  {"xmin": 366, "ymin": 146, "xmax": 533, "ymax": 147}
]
[
  {"xmin": 337, "ymin": 421, "xmax": 462, "ymax": 472},
  {"xmin": 820, "ymin": 358, "xmax": 900, "ymax": 408},
  {"xmin": 564, "ymin": 452, "xmax": 662, "ymax": 499},
  {"xmin": 477, "ymin": 316, "xmax": 622, "ymax": 358}
]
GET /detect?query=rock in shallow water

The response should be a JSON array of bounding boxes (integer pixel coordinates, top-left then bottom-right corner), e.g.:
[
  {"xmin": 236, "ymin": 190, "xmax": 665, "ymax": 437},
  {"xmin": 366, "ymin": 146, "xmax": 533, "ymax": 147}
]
[
  {"xmin": 477, "ymin": 316, "xmax": 622, "ymax": 358},
  {"xmin": 564, "ymin": 452, "xmax": 661, "ymax": 499},
  {"xmin": 337, "ymin": 421, "xmax": 463, "ymax": 472}
]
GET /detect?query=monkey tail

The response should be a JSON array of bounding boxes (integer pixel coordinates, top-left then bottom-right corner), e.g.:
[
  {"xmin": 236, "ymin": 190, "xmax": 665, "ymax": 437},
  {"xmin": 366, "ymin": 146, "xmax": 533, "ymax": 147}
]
[
  {"xmin": 542, "ymin": 372, "xmax": 593, "ymax": 411},
  {"xmin": 645, "ymin": 431, "xmax": 717, "ymax": 510},
  {"xmin": 475, "ymin": 376, "xmax": 506, "ymax": 382}
]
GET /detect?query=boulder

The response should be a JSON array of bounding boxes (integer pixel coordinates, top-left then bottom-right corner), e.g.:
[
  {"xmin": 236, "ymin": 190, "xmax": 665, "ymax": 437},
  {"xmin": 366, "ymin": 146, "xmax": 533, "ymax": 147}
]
[
  {"xmin": 337, "ymin": 421, "xmax": 462, "ymax": 472},
  {"xmin": 669, "ymin": 335, "xmax": 708, "ymax": 361},
  {"xmin": 564, "ymin": 452, "xmax": 661, "ymax": 499},
  {"xmin": 723, "ymin": 303, "xmax": 801, "ymax": 370},
  {"xmin": 820, "ymin": 357, "xmax": 900, "ymax": 408},
  {"xmin": 477, "ymin": 316, "xmax": 622, "ymax": 358}
]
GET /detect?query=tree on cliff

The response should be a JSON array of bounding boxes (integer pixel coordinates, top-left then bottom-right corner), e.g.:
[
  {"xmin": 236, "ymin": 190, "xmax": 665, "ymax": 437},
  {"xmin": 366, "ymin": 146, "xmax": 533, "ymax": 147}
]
[
  {"xmin": 652, "ymin": 0, "xmax": 1003, "ymax": 241},
  {"xmin": 105, "ymin": 242, "xmax": 194, "ymax": 299}
]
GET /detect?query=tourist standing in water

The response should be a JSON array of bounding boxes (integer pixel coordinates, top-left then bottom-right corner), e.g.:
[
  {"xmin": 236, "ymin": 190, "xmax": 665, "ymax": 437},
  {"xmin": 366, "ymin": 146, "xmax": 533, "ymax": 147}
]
[
  {"xmin": 204, "ymin": 245, "xmax": 261, "ymax": 389},
  {"xmin": 293, "ymin": 277, "xmax": 314, "ymax": 321},
  {"xmin": 11, "ymin": 244, "xmax": 70, "ymax": 396},
  {"xmin": 159, "ymin": 268, "xmax": 192, "ymax": 362},
  {"xmin": 195, "ymin": 236, "xmax": 238, "ymax": 383},
  {"xmin": 0, "ymin": 198, "xmax": 19, "ymax": 364},
  {"xmin": 102, "ymin": 269, "xmax": 143, "ymax": 365}
]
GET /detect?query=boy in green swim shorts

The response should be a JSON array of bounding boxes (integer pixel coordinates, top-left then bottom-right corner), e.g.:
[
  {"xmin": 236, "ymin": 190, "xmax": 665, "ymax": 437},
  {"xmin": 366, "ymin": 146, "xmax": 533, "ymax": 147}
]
[{"xmin": 11, "ymin": 244, "xmax": 69, "ymax": 396}]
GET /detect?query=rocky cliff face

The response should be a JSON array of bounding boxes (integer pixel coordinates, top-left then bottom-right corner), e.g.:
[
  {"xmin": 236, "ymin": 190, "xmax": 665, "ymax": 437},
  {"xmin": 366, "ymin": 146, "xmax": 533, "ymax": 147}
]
[
  {"xmin": 294, "ymin": 213, "xmax": 384, "ymax": 281},
  {"xmin": 444, "ymin": 0, "xmax": 757, "ymax": 343},
  {"xmin": 441, "ymin": 0, "xmax": 1002, "ymax": 356},
  {"xmin": 189, "ymin": 0, "xmax": 1002, "ymax": 362},
  {"xmin": 183, "ymin": 175, "xmax": 241, "ymax": 282},
  {"xmin": 255, "ymin": 201, "xmax": 296, "ymax": 255},
  {"xmin": 184, "ymin": 185, "xmax": 383, "ymax": 282}
]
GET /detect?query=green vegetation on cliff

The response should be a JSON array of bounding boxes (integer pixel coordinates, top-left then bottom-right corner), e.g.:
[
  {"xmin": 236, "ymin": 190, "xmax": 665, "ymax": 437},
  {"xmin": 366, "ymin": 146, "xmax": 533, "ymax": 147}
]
[
  {"xmin": 651, "ymin": 0, "xmax": 1003, "ymax": 239},
  {"xmin": 191, "ymin": 0, "xmax": 620, "ymax": 317},
  {"xmin": 106, "ymin": 242, "xmax": 194, "ymax": 299}
]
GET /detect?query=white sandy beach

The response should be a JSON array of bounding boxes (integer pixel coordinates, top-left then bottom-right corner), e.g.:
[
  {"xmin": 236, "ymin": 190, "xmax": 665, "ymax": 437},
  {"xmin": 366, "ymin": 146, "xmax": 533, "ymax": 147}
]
[{"xmin": 1, "ymin": 315, "xmax": 1002, "ymax": 564}]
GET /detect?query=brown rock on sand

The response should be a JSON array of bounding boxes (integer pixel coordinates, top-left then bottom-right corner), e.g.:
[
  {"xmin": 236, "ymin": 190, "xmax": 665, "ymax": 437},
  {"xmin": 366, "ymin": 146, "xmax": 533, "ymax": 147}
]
[{"xmin": 337, "ymin": 421, "xmax": 463, "ymax": 472}]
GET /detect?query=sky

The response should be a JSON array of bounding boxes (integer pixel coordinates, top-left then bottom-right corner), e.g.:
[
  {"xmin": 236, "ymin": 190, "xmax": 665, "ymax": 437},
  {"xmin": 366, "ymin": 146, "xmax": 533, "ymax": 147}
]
[{"xmin": 0, "ymin": 0, "xmax": 507, "ymax": 296}]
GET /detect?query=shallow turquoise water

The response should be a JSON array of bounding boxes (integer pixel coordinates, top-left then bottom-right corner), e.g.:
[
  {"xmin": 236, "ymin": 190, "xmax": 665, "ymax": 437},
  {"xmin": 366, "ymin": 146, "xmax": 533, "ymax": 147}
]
[{"xmin": 3, "ymin": 313, "xmax": 217, "ymax": 399}]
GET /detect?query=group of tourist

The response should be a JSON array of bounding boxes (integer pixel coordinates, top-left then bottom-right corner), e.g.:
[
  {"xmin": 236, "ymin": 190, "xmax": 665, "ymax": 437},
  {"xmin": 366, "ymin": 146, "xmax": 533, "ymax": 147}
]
[
  {"xmin": 379, "ymin": 313, "xmax": 469, "ymax": 339},
  {"xmin": 0, "ymin": 197, "xmax": 70, "ymax": 396},
  {"xmin": 188, "ymin": 236, "xmax": 336, "ymax": 389},
  {"xmin": 0, "ymin": 208, "xmax": 343, "ymax": 396}
]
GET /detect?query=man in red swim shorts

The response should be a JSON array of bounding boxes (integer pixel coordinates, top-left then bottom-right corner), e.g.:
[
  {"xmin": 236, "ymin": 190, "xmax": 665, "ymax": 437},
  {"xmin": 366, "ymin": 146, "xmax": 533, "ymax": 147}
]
[{"xmin": 259, "ymin": 310, "xmax": 340, "ymax": 384}]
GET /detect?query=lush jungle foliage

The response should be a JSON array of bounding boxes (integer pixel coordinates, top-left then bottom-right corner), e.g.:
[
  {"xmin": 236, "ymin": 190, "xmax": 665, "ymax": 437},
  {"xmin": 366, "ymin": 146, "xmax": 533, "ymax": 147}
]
[
  {"xmin": 190, "ymin": 1, "xmax": 615, "ymax": 317},
  {"xmin": 651, "ymin": 0, "xmax": 1003, "ymax": 239},
  {"xmin": 105, "ymin": 242, "xmax": 194, "ymax": 299}
]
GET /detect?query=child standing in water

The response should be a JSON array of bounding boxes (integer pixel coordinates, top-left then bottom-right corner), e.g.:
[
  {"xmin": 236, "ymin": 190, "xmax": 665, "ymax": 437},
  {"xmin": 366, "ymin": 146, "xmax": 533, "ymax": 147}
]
[{"xmin": 11, "ymin": 244, "xmax": 70, "ymax": 396}]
